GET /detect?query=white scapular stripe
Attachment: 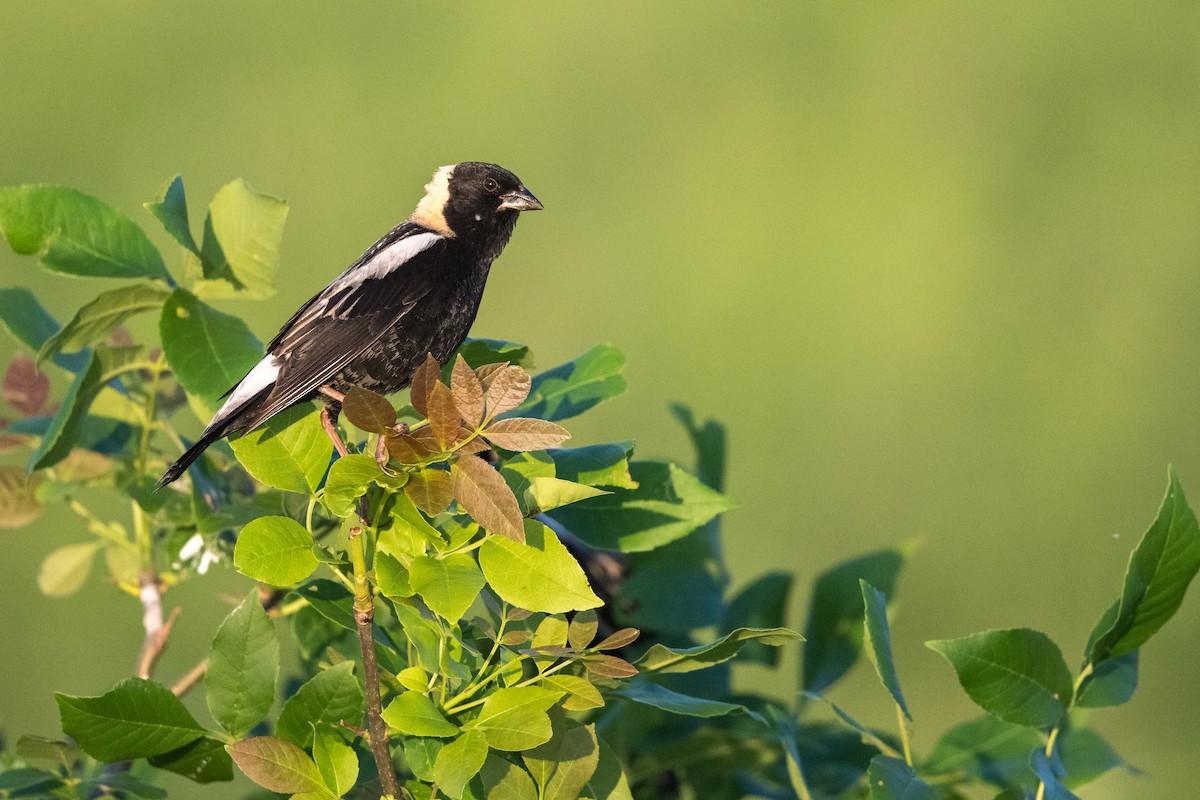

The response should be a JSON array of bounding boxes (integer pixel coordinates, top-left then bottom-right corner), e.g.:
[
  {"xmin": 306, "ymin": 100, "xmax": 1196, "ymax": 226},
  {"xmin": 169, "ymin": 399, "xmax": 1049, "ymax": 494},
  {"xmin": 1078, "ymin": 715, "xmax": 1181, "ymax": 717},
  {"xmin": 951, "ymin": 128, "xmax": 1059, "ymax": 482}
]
[
  {"xmin": 331, "ymin": 231, "xmax": 442, "ymax": 289},
  {"xmin": 212, "ymin": 355, "xmax": 281, "ymax": 423}
]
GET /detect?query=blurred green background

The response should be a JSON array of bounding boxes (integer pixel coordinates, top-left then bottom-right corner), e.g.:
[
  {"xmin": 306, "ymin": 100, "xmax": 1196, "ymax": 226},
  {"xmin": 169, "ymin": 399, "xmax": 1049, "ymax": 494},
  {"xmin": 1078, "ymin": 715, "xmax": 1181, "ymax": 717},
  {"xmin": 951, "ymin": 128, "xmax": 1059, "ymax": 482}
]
[{"xmin": 3, "ymin": 2, "xmax": 1199, "ymax": 797}]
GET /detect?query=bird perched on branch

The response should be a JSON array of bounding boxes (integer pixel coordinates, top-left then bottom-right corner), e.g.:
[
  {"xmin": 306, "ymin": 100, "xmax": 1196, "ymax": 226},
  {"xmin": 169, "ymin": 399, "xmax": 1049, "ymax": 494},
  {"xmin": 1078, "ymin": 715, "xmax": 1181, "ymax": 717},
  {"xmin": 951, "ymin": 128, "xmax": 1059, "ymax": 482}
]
[{"xmin": 157, "ymin": 162, "xmax": 542, "ymax": 487}]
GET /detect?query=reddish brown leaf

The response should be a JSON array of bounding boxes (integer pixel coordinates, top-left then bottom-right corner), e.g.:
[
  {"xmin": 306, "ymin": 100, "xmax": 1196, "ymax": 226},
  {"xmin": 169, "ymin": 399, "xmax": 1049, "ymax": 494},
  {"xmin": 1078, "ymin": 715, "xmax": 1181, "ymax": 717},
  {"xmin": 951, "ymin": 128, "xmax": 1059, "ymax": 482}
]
[
  {"xmin": 474, "ymin": 362, "xmax": 508, "ymax": 389},
  {"xmin": 483, "ymin": 365, "xmax": 531, "ymax": 419},
  {"xmin": 584, "ymin": 654, "xmax": 638, "ymax": 679},
  {"xmin": 451, "ymin": 355, "xmax": 485, "ymax": 427},
  {"xmin": 456, "ymin": 436, "xmax": 491, "ymax": 455},
  {"xmin": 482, "ymin": 418, "xmax": 570, "ymax": 451},
  {"xmin": 500, "ymin": 630, "xmax": 532, "ymax": 646},
  {"xmin": 342, "ymin": 386, "xmax": 397, "ymax": 434},
  {"xmin": 3, "ymin": 355, "xmax": 49, "ymax": 416},
  {"xmin": 404, "ymin": 467, "xmax": 454, "ymax": 516},
  {"xmin": 451, "ymin": 454, "xmax": 524, "ymax": 541},
  {"xmin": 594, "ymin": 627, "xmax": 640, "ymax": 651},
  {"xmin": 0, "ymin": 434, "xmax": 28, "ymax": 455},
  {"xmin": 0, "ymin": 466, "xmax": 42, "ymax": 528},
  {"xmin": 386, "ymin": 432, "xmax": 428, "ymax": 464},
  {"xmin": 409, "ymin": 353, "xmax": 441, "ymax": 417},
  {"xmin": 427, "ymin": 381, "xmax": 461, "ymax": 449}
]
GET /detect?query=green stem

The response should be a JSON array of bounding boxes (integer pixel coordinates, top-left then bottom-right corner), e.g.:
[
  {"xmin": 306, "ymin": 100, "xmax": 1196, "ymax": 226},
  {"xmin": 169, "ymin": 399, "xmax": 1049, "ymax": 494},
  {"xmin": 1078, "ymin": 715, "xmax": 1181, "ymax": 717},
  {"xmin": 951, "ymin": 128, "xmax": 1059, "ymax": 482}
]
[
  {"xmin": 443, "ymin": 658, "xmax": 576, "ymax": 716},
  {"xmin": 895, "ymin": 702, "xmax": 913, "ymax": 766},
  {"xmin": 1034, "ymin": 662, "xmax": 1093, "ymax": 800}
]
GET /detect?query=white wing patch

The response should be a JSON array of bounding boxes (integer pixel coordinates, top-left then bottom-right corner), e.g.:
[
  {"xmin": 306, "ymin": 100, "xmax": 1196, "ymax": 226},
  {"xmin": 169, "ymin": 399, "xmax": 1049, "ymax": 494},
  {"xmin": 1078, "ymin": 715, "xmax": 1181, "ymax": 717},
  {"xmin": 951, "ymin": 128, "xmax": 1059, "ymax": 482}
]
[
  {"xmin": 211, "ymin": 355, "xmax": 281, "ymax": 424},
  {"xmin": 330, "ymin": 232, "xmax": 442, "ymax": 290}
]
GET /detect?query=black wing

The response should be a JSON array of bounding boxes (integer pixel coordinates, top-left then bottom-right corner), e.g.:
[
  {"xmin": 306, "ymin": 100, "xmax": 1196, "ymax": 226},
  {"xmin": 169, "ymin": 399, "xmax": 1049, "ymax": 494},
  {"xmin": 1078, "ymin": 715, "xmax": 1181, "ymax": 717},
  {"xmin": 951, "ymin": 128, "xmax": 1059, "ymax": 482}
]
[{"xmin": 237, "ymin": 223, "xmax": 446, "ymax": 430}]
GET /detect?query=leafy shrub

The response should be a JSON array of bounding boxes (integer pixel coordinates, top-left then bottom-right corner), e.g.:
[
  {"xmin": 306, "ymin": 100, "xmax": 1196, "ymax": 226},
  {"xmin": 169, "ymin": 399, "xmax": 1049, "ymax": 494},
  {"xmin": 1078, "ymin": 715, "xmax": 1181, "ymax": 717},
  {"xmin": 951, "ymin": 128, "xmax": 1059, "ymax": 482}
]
[{"xmin": 0, "ymin": 179, "xmax": 1196, "ymax": 800}]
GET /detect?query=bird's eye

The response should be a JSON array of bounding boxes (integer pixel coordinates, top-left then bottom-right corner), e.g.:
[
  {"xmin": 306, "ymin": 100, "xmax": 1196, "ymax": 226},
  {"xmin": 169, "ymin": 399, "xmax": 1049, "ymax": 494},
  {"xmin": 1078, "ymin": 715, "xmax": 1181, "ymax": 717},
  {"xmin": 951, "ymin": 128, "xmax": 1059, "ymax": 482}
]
[{"xmin": 483, "ymin": 177, "xmax": 500, "ymax": 192}]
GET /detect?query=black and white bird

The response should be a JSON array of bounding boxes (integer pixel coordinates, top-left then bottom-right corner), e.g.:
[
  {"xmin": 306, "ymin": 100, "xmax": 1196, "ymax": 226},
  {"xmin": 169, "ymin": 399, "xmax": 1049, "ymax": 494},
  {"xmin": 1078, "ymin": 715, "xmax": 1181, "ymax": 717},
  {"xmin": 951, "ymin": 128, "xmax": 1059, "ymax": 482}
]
[{"xmin": 157, "ymin": 162, "xmax": 542, "ymax": 487}]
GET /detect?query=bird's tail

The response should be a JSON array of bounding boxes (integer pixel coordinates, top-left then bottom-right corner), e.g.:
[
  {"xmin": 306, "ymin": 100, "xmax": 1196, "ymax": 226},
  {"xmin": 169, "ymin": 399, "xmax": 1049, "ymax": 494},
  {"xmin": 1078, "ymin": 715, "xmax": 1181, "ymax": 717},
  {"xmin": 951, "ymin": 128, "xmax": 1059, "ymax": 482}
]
[{"xmin": 156, "ymin": 421, "xmax": 236, "ymax": 489}]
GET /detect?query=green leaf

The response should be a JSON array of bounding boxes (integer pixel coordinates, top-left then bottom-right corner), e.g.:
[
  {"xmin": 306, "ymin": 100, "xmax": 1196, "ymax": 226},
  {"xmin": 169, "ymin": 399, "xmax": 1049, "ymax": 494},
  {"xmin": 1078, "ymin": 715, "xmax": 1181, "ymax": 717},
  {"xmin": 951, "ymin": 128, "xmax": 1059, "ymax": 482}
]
[
  {"xmin": 405, "ymin": 465, "xmax": 456, "ymax": 516},
  {"xmin": 37, "ymin": 541, "xmax": 101, "ymax": 597},
  {"xmin": 803, "ymin": 548, "xmax": 906, "ymax": 694},
  {"xmin": 611, "ymin": 682, "xmax": 747, "ymax": 718},
  {"xmin": 234, "ymin": 515, "xmax": 319, "ymax": 585},
  {"xmin": 453, "ymin": 453, "xmax": 525, "ymax": 541},
  {"xmin": 635, "ymin": 627, "xmax": 801, "ymax": 674},
  {"xmin": 922, "ymin": 714, "xmax": 1041, "ymax": 788},
  {"xmin": 322, "ymin": 453, "xmax": 403, "ymax": 517},
  {"xmin": 376, "ymin": 552, "xmax": 414, "ymax": 599},
  {"xmin": 457, "ymin": 338, "xmax": 535, "ymax": 369},
  {"xmin": 0, "ymin": 184, "xmax": 169, "ymax": 280},
  {"xmin": 523, "ymin": 718, "xmax": 600, "ymax": 800},
  {"xmin": 160, "ymin": 288, "xmax": 263, "ymax": 404},
  {"xmin": 201, "ymin": 179, "xmax": 288, "ymax": 297},
  {"xmin": 380, "ymin": 491, "xmax": 442, "ymax": 558},
  {"xmin": 549, "ymin": 461, "xmax": 735, "ymax": 552},
  {"xmin": 26, "ymin": 349, "xmax": 105, "ymax": 470},
  {"xmin": 145, "ymin": 175, "xmax": 199, "ymax": 254},
  {"xmin": 0, "ymin": 288, "xmax": 88, "ymax": 371},
  {"xmin": 226, "ymin": 735, "xmax": 324, "ymax": 794},
  {"xmin": 230, "ymin": 403, "xmax": 331, "ymax": 494},
  {"xmin": 1087, "ymin": 468, "xmax": 1200, "ymax": 663},
  {"xmin": 465, "ymin": 686, "xmax": 563, "ymax": 751},
  {"xmin": 867, "ymin": 755, "xmax": 937, "ymax": 800},
  {"xmin": 291, "ymin": 580, "xmax": 356, "ymax": 631},
  {"xmin": 669, "ymin": 403, "xmax": 727, "ymax": 492},
  {"xmin": 1058, "ymin": 727, "xmax": 1129, "ymax": 789},
  {"xmin": 382, "ymin": 691, "xmax": 459, "ymax": 737},
  {"xmin": 542, "ymin": 675, "xmax": 605, "ymax": 712},
  {"xmin": 313, "ymin": 726, "xmax": 358, "ymax": 797},
  {"xmin": 148, "ymin": 736, "xmax": 234, "ymax": 784},
  {"xmin": 861, "ymin": 580, "xmax": 910, "ymax": 719},
  {"xmin": 927, "ymin": 628, "xmax": 1073, "ymax": 728},
  {"xmin": 206, "ymin": 590, "xmax": 279, "ymax": 738},
  {"xmin": 1075, "ymin": 651, "xmax": 1138, "ymax": 708},
  {"xmin": 479, "ymin": 521, "xmax": 603, "ymax": 613},
  {"xmin": 511, "ymin": 345, "xmax": 627, "ymax": 422},
  {"xmin": 410, "ymin": 553, "xmax": 486, "ymax": 622},
  {"xmin": 39, "ymin": 282, "xmax": 169, "ymax": 364},
  {"xmin": 523, "ymin": 476, "xmax": 608, "ymax": 515},
  {"xmin": 475, "ymin": 753, "xmax": 539, "ymax": 800},
  {"xmin": 434, "ymin": 730, "xmax": 489, "ymax": 799},
  {"xmin": 405, "ymin": 737, "xmax": 442, "ymax": 782},
  {"xmin": 276, "ymin": 661, "xmax": 365, "ymax": 748},
  {"xmin": 568, "ymin": 609, "xmax": 599, "ymax": 650},
  {"xmin": 547, "ymin": 442, "xmax": 637, "ymax": 489},
  {"xmin": 722, "ymin": 572, "xmax": 793, "ymax": 666},
  {"xmin": 56, "ymin": 678, "xmax": 206, "ymax": 761}
]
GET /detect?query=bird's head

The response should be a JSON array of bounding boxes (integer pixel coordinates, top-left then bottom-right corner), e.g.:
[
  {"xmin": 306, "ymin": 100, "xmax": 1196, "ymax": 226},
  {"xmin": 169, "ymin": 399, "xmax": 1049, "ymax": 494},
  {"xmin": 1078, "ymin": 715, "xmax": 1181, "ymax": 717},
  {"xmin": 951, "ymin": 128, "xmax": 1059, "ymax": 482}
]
[{"xmin": 410, "ymin": 162, "xmax": 542, "ymax": 250}]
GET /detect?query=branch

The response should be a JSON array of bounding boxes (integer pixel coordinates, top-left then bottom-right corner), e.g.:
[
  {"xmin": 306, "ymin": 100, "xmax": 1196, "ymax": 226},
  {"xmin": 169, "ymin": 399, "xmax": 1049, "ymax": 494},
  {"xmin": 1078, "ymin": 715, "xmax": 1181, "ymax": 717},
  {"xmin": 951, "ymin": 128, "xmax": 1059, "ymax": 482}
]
[{"xmin": 135, "ymin": 571, "xmax": 181, "ymax": 679}]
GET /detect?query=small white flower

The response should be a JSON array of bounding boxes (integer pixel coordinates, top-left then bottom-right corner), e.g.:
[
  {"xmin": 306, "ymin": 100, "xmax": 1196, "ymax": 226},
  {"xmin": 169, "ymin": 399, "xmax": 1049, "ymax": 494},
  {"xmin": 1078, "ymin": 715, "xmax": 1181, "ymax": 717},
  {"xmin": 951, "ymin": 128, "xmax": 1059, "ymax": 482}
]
[{"xmin": 179, "ymin": 533, "xmax": 204, "ymax": 560}]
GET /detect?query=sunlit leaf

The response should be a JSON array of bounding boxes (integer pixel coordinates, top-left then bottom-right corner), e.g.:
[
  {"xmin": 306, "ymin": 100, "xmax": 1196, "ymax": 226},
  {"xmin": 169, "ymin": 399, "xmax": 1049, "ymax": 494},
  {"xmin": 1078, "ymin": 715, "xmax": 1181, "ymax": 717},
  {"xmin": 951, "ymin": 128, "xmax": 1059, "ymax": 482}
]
[
  {"xmin": 547, "ymin": 443, "xmax": 637, "ymax": 490},
  {"xmin": 160, "ymin": 288, "xmax": 262, "ymax": 404},
  {"xmin": 484, "ymin": 364, "xmax": 532, "ymax": 419},
  {"xmin": 410, "ymin": 353, "xmax": 440, "ymax": 417},
  {"xmin": 542, "ymin": 675, "xmax": 605, "ymax": 711},
  {"xmin": 453, "ymin": 454, "xmax": 524, "ymax": 541},
  {"xmin": 56, "ymin": 678, "xmax": 206, "ymax": 761},
  {"xmin": 511, "ymin": 345, "xmax": 626, "ymax": 422},
  {"xmin": 479, "ymin": 521, "xmax": 602, "ymax": 612},
  {"xmin": 523, "ymin": 718, "xmax": 600, "ymax": 800},
  {"xmin": 483, "ymin": 418, "xmax": 570, "ymax": 451},
  {"xmin": 37, "ymin": 541, "xmax": 101, "ymax": 596},
  {"xmin": 201, "ymin": 179, "xmax": 287, "ymax": 298},
  {"xmin": 410, "ymin": 553, "xmax": 486, "ymax": 622},
  {"xmin": 569, "ymin": 609, "xmax": 599, "ymax": 651},
  {"xmin": 405, "ymin": 466, "xmax": 455, "ymax": 516},
  {"xmin": 434, "ymin": 730, "xmax": 488, "ymax": 799},
  {"xmin": 226, "ymin": 736, "xmax": 324, "ymax": 794},
  {"xmin": 205, "ymin": 590, "xmax": 279, "ymax": 738},
  {"xmin": 927, "ymin": 628, "xmax": 1073, "ymax": 728},
  {"xmin": 428, "ymin": 380, "xmax": 462, "ymax": 449},
  {"xmin": 381, "ymin": 691, "xmax": 459, "ymax": 738},
  {"xmin": 145, "ymin": 175, "xmax": 199, "ymax": 254},
  {"xmin": 475, "ymin": 754, "xmax": 538, "ymax": 800},
  {"xmin": 0, "ymin": 184, "xmax": 169, "ymax": 280},
  {"xmin": 233, "ymin": 515, "xmax": 319, "ymax": 586},
  {"xmin": 451, "ymin": 355, "xmax": 485, "ymax": 427},
  {"xmin": 313, "ymin": 726, "xmax": 358, "ymax": 797},
  {"xmin": 276, "ymin": 661, "xmax": 364, "ymax": 748},
  {"xmin": 230, "ymin": 404, "xmax": 331, "ymax": 495},
  {"xmin": 0, "ymin": 466, "xmax": 42, "ymax": 528},
  {"xmin": 635, "ymin": 627, "xmax": 801, "ymax": 674},
  {"xmin": 342, "ymin": 386, "xmax": 396, "ymax": 434},
  {"xmin": 1087, "ymin": 468, "xmax": 1200, "ymax": 663},
  {"xmin": 38, "ymin": 282, "xmax": 169, "ymax": 365},
  {"xmin": 464, "ymin": 686, "xmax": 563, "ymax": 751}
]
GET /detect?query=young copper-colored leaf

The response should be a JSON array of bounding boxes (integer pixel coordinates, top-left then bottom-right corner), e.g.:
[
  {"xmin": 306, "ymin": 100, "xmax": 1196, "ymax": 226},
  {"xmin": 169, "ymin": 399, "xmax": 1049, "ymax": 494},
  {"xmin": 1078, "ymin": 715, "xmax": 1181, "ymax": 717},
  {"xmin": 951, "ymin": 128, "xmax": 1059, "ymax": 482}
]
[
  {"xmin": 484, "ymin": 365, "xmax": 532, "ymax": 419},
  {"xmin": 404, "ymin": 468, "xmax": 455, "ymax": 516},
  {"xmin": 387, "ymin": 430, "xmax": 436, "ymax": 464},
  {"xmin": 457, "ymin": 435, "xmax": 491, "ymax": 455},
  {"xmin": 427, "ymin": 381, "xmax": 461, "ymax": 450},
  {"xmin": 594, "ymin": 628, "xmax": 640, "ymax": 651},
  {"xmin": 409, "ymin": 353, "xmax": 440, "ymax": 417},
  {"xmin": 584, "ymin": 655, "xmax": 638, "ymax": 679},
  {"xmin": 452, "ymin": 355, "xmax": 486, "ymax": 427},
  {"xmin": 483, "ymin": 418, "xmax": 570, "ymax": 451},
  {"xmin": 342, "ymin": 386, "xmax": 396, "ymax": 434},
  {"xmin": 4, "ymin": 355, "xmax": 49, "ymax": 416},
  {"xmin": 474, "ymin": 362, "xmax": 508, "ymax": 389},
  {"xmin": 452, "ymin": 454, "xmax": 525, "ymax": 541},
  {"xmin": 500, "ymin": 630, "xmax": 532, "ymax": 646},
  {"xmin": 568, "ymin": 609, "xmax": 598, "ymax": 651}
]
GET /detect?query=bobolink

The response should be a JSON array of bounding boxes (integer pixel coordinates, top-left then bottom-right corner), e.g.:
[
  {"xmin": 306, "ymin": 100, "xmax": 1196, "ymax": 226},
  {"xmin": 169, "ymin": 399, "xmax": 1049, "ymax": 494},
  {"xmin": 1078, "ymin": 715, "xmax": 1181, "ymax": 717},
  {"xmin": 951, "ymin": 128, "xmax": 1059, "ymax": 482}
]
[{"xmin": 158, "ymin": 162, "xmax": 542, "ymax": 487}]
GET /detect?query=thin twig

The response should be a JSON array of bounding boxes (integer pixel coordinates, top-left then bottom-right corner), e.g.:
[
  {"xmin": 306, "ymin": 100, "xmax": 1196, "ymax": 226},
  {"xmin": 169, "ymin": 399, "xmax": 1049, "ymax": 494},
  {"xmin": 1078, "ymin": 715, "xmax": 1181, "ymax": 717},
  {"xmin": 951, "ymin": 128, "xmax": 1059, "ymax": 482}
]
[
  {"xmin": 135, "ymin": 571, "xmax": 181, "ymax": 679},
  {"xmin": 171, "ymin": 658, "xmax": 208, "ymax": 697}
]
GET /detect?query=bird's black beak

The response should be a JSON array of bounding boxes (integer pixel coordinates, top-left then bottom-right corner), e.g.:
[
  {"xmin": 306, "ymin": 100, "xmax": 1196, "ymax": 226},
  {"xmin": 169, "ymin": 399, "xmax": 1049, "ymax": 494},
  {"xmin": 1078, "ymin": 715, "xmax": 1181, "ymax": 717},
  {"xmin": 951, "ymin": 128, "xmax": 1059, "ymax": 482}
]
[{"xmin": 498, "ymin": 186, "xmax": 544, "ymax": 212}]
